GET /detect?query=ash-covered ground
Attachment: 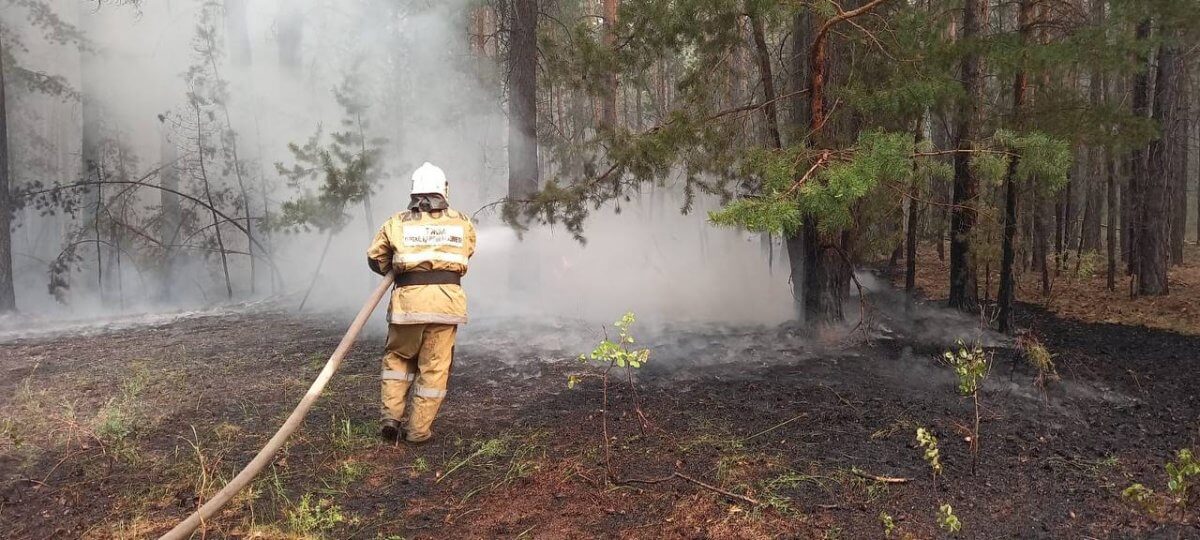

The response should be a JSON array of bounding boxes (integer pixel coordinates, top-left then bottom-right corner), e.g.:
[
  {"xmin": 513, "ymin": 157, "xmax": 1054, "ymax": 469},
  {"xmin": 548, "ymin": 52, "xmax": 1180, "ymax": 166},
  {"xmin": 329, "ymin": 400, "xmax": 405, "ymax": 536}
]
[{"xmin": 0, "ymin": 282, "xmax": 1196, "ymax": 538}]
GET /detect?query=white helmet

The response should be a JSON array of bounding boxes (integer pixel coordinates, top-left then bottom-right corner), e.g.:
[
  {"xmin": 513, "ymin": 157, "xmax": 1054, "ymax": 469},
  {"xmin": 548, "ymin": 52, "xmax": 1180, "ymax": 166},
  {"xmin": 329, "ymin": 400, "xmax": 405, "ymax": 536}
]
[{"xmin": 411, "ymin": 162, "xmax": 448, "ymax": 196}]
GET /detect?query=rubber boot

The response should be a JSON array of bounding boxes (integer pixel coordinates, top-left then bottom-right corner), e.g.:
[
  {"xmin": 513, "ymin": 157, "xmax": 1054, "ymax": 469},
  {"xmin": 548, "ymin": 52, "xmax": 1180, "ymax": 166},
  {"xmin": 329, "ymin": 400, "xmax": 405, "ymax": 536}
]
[{"xmin": 380, "ymin": 418, "xmax": 401, "ymax": 441}]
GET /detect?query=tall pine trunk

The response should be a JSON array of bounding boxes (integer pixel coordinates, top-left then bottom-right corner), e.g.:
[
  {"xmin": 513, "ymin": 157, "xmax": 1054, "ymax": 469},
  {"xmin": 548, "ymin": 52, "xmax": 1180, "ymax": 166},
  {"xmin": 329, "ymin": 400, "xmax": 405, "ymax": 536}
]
[
  {"xmin": 785, "ymin": 9, "xmax": 813, "ymax": 321},
  {"xmin": 997, "ymin": 0, "xmax": 1032, "ymax": 334},
  {"xmin": 1168, "ymin": 64, "xmax": 1189, "ymax": 264},
  {"xmin": 1138, "ymin": 32, "xmax": 1178, "ymax": 295},
  {"xmin": 0, "ymin": 36, "xmax": 15, "ymax": 312},
  {"xmin": 1107, "ymin": 157, "xmax": 1118, "ymax": 290},
  {"xmin": 949, "ymin": 0, "xmax": 987, "ymax": 311},
  {"xmin": 1127, "ymin": 20, "xmax": 1152, "ymax": 290},
  {"xmin": 905, "ymin": 115, "xmax": 925, "ymax": 307}
]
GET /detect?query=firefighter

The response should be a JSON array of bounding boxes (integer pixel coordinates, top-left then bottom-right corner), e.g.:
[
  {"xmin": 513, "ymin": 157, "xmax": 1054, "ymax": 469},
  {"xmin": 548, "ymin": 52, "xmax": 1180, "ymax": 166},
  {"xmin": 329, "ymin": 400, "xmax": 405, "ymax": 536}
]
[{"xmin": 366, "ymin": 162, "xmax": 476, "ymax": 443}]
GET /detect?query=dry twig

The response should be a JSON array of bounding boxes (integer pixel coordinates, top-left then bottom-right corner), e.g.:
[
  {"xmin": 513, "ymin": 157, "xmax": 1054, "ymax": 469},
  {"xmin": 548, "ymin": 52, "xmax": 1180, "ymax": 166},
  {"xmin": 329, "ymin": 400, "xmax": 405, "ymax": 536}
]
[{"xmin": 619, "ymin": 472, "xmax": 760, "ymax": 506}]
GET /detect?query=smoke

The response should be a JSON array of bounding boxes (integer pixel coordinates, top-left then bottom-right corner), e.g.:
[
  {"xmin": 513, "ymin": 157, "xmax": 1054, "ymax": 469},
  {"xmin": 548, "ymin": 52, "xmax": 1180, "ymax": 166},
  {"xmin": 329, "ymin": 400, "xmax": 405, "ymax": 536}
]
[{"xmin": 2, "ymin": 0, "xmax": 800, "ymax": 330}]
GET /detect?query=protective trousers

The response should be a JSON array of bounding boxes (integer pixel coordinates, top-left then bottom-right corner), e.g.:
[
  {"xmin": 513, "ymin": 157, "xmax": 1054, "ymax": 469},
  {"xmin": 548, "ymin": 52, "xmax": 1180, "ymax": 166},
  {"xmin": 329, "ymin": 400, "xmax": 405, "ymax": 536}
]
[{"xmin": 380, "ymin": 323, "xmax": 457, "ymax": 442}]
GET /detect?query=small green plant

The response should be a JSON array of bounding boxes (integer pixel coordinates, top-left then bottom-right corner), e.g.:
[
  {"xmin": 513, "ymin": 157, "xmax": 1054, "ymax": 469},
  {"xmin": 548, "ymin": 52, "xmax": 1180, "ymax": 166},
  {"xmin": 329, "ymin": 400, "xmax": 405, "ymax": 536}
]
[
  {"xmin": 96, "ymin": 400, "xmax": 135, "ymax": 444},
  {"xmin": 1124, "ymin": 448, "xmax": 1200, "ymax": 518},
  {"xmin": 568, "ymin": 312, "xmax": 651, "ymax": 481},
  {"xmin": 287, "ymin": 493, "xmax": 348, "ymax": 537},
  {"xmin": 937, "ymin": 503, "xmax": 961, "ymax": 533},
  {"xmin": 412, "ymin": 456, "xmax": 430, "ymax": 474},
  {"xmin": 942, "ymin": 341, "xmax": 990, "ymax": 475},
  {"xmin": 944, "ymin": 341, "xmax": 989, "ymax": 396},
  {"xmin": 879, "ymin": 511, "xmax": 896, "ymax": 537},
  {"xmin": 1165, "ymin": 448, "xmax": 1199, "ymax": 504},
  {"xmin": 1122, "ymin": 483, "xmax": 1158, "ymax": 514},
  {"xmin": 915, "ymin": 427, "xmax": 941, "ymax": 482},
  {"xmin": 568, "ymin": 312, "xmax": 650, "ymax": 389}
]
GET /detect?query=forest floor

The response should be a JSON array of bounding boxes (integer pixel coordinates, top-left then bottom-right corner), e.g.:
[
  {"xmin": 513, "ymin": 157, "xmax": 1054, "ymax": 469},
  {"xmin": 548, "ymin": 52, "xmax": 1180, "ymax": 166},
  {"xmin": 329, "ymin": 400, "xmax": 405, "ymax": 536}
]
[
  {"xmin": 907, "ymin": 244, "xmax": 1200, "ymax": 336},
  {"xmin": 1, "ymin": 254, "xmax": 1199, "ymax": 539}
]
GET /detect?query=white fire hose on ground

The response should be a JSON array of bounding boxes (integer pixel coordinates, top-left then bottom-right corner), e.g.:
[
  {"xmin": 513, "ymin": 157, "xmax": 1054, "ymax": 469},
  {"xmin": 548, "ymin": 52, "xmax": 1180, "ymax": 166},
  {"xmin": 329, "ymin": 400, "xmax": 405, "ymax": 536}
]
[{"xmin": 159, "ymin": 272, "xmax": 394, "ymax": 540}]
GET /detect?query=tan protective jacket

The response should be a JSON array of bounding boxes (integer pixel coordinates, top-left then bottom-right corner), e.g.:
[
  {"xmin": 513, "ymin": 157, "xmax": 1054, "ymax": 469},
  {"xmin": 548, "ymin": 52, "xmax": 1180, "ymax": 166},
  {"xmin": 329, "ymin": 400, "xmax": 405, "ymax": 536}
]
[{"xmin": 367, "ymin": 208, "xmax": 477, "ymax": 325}]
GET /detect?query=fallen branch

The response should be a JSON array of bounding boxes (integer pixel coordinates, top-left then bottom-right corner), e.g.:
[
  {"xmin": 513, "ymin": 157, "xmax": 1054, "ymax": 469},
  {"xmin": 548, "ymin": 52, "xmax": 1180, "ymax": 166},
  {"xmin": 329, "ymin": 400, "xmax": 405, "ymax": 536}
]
[
  {"xmin": 744, "ymin": 412, "xmax": 808, "ymax": 442},
  {"xmin": 851, "ymin": 469, "xmax": 912, "ymax": 484},
  {"xmin": 619, "ymin": 472, "xmax": 760, "ymax": 506}
]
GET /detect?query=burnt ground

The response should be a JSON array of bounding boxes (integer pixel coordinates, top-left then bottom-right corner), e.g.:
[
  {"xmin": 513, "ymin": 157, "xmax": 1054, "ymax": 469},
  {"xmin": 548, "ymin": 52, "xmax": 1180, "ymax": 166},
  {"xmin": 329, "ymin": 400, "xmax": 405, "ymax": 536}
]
[{"xmin": 0, "ymin": 288, "xmax": 1197, "ymax": 539}]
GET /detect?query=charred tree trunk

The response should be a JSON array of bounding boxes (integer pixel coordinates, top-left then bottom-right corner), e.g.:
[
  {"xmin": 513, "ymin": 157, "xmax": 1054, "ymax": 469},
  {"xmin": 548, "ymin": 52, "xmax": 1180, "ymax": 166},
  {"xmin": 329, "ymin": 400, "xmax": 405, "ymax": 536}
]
[
  {"xmin": 1139, "ymin": 33, "xmax": 1178, "ymax": 295},
  {"xmin": 508, "ymin": 0, "xmax": 539, "ymax": 199},
  {"xmin": 949, "ymin": 0, "xmax": 986, "ymax": 312},
  {"xmin": 0, "ymin": 37, "xmax": 15, "ymax": 312},
  {"xmin": 997, "ymin": 0, "xmax": 1032, "ymax": 334}
]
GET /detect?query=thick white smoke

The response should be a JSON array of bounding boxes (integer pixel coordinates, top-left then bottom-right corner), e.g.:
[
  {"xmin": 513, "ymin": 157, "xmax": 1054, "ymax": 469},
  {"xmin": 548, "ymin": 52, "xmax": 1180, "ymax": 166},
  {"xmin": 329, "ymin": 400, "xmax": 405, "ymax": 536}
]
[{"xmin": 3, "ymin": 0, "xmax": 795, "ymax": 330}]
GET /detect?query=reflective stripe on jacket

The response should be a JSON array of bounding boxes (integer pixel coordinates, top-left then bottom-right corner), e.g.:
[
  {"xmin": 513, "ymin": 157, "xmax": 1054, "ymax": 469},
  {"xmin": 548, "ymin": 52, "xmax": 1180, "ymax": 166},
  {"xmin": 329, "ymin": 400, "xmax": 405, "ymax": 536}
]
[{"xmin": 366, "ymin": 208, "xmax": 477, "ymax": 325}]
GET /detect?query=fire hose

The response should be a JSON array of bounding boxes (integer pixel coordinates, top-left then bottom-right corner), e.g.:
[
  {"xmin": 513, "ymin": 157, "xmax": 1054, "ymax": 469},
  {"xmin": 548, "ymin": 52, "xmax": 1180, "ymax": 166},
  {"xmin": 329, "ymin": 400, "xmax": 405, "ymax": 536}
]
[{"xmin": 159, "ymin": 272, "xmax": 394, "ymax": 540}]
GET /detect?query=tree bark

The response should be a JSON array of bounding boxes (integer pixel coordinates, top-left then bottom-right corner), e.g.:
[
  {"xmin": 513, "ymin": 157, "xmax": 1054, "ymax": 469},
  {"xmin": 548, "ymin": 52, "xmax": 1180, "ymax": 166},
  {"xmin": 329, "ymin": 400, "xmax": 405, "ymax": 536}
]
[
  {"xmin": 1034, "ymin": 193, "xmax": 1050, "ymax": 296},
  {"xmin": 905, "ymin": 117, "xmax": 924, "ymax": 305},
  {"xmin": 508, "ymin": 0, "xmax": 539, "ymax": 199},
  {"xmin": 1127, "ymin": 20, "xmax": 1152, "ymax": 287},
  {"xmin": 749, "ymin": 11, "xmax": 782, "ymax": 149},
  {"xmin": 1168, "ymin": 60, "xmax": 1189, "ymax": 264},
  {"xmin": 1054, "ymin": 184, "xmax": 1066, "ymax": 273},
  {"xmin": 599, "ymin": 0, "xmax": 620, "ymax": 130},
  {"xmin": 784, "ymin": 10, "xmax": 813, "ymax": 320},
  {"xmin": 0, "ymin": 36, "xmax": 15, "ymax": 312},
  {"xmin": 948, "ymin": 0, "xmax": 986, "ymax": 311},
  {"xmin": 1138, "ymin": 32, "xmax": 1178, "ymax": 295},
  {"xmin": 1106, "ymin": 157, "xmax": 1118, "ymax": 290},
  {"xmin": 998, "ymin": 0, "xmax": 1032, "ymax": 334}
]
